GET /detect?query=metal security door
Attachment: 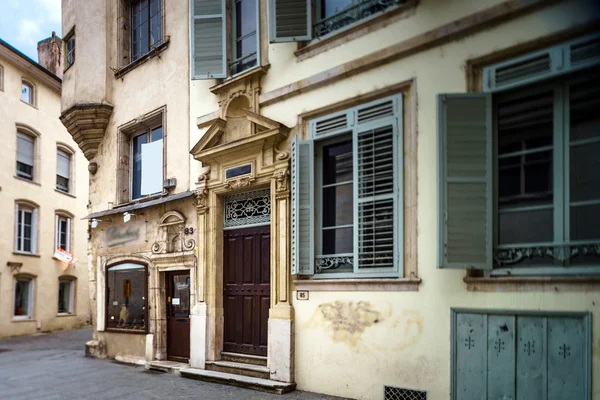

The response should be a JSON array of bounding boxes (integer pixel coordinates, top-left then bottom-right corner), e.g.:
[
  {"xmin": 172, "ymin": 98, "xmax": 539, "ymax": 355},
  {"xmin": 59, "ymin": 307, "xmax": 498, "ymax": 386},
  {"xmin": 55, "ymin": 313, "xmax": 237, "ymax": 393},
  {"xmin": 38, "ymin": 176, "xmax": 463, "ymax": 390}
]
[
  {"xmin": 223, "ymin": 226, "xmax": 270, "ymax": 356},
  {"xmin": 166, "ymin": 271, "xmax": 190, "ymax": 362}
]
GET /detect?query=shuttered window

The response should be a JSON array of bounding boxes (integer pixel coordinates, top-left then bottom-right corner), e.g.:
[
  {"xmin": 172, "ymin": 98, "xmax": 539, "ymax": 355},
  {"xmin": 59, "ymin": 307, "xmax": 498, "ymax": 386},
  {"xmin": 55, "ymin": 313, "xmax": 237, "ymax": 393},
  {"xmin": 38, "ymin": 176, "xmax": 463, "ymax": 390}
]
[
  {"xmin": 56, "ymin": 149, "xmax": 71, "ymax": 192},
  {"xmin": 17, "ymin": 132, "xmax": 35, "ymax": 181},
  {"xmin": 451, "ymin": 309, "xmax": 591, "ymax": 400},
  {"xmin": 191, "ymin": 0, "xmax": 228, "ymax": 79},
  {"xmin": 291, "ymin": 95, "xmax": 402, "ymax": 277},
  {"xmin": 269, "ymin": 0, "xmax": 312, "ymax": 42}
]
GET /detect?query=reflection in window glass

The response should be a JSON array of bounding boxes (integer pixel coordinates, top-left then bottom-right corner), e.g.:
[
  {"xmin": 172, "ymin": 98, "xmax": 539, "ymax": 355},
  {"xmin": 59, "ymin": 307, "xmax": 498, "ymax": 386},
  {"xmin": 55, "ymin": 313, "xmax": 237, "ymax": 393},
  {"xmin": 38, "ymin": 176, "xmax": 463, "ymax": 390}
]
[
  {"xmin": 106, "ymin": 263, "xmax": 146, "ymax": 331},
  {"xmin": 58, "ymin": 280, "xmax": 72, "ymax": 314},
  {"xmin": 14, "ymin": 278, "xmax": 32, "ymax": 317},
  {"xmin": 21, "ymin": 83, "xmax": 32, "ymax": 104}
]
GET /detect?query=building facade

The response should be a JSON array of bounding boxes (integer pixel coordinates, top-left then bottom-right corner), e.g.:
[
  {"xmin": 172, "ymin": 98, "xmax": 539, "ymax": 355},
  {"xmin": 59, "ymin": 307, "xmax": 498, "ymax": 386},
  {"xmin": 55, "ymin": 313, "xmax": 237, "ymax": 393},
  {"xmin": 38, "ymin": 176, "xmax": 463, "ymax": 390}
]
[
  {"xmin": 0, "ymin": 37, "xmax": 89, "ymax": 339},
  {"xmin": 64, "ymin": 0, "xmax": 600, "ymax": 398}
]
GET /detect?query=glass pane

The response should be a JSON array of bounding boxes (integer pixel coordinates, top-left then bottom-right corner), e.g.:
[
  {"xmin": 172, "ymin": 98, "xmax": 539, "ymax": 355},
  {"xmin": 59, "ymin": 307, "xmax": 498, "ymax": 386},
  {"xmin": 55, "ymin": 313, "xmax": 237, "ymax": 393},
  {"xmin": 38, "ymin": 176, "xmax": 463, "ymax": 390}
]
[
  {"xmin": 322, "ymin": 183, "xmax": 353, "ymax": 227},
  {"xmin": 570, "ymin": 141, "xmax": 600, "ymax": 203},
  {"xmin": 56, "ymin": 175, "xmax": 69, "ymax": 192},
  {"xmin": 235, "ymin": 33, "xmax": 257, "ymax": 60},
  {"xmin": 150, "ymin": 0, "xmax": 161, "ymax": 16},
  {"xmin": 498, "ymin": 209, "xmax": 553, "ymax": 245},
  {"xmin": 322, "ymin": 0, "xmax": 353, "ymax": 18},
  {"xmin": 21, "ymin": 84, "xmax": 31, "ymax": 103},
  {"xmin": 17, "ymin": 162, "xmax": 33, "ymax": 180},
  {"xmin": 58, "ymin": 281, "xmax": 71, "ymax": 313},
  {"xmin": 132, "ymin": 133, "xmax": 147, "ymax": 200},
  {"xmin": 235, "ymin": 0, "xmax": 257, "ymax": 38},
  {"xmin": 14, "ymin": 280, "xmax": 30, "ymax": 316},
  {"xmin": 151, "ymin": 126, "xmax": 163, "ymax": 142},
  {"xmin": 322, "ymin": 227, "xmax": 353, "ymax": 254},
  {"xmin": 106, "ymin": 264, "xmax": 146, "ymax": 331},
  {"xmin": 323, "ymin": 140, "xmax": 352, "ymax": 185},
  {"xmin": 571, "ymin": 204, "xmax": 600, "ymax": 241},
  {"xmin": 570, "ymin": 77, "xmax": 600, "ymax": 142},
  {"xmin": 171, "ymin": 275, "xmax": 190, "ymax": 317}
]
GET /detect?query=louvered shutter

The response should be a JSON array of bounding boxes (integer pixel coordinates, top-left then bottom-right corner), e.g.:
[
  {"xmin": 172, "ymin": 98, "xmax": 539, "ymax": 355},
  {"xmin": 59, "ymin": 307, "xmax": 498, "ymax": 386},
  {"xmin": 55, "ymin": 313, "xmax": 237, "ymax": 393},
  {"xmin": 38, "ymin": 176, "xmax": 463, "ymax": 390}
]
[
  {"xmin": 57, "ymin": 150, "xmax": 70, "ymax": 179},
  {"xmin": 269, "ymin": 0, "xmax": 312, "ymax": 43},
  {"xmin": 291, "ymin": 135, "xmax": 314, "ymax": 275},
  {"xmin": 437, "ymin": 94, "xmax": 492, "ymax": 269},
  {"xmin": 191, "ymin": 0, "xmax": 226, "ymax": 79},
  {"xmin": 17, "ymin": 133, "xmax": 34, "ymax": 166},
  {"xmin": 354, "ymin": 97, "xmax": 400, "ymax": 273}
]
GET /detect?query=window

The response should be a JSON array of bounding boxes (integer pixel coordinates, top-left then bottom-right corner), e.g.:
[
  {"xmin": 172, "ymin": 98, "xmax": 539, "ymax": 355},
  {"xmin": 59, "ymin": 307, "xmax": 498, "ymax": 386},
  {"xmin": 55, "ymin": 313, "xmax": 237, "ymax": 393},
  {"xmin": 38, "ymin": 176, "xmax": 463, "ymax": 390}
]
[
  {"xmin": 0, "ymin": 64, "xmax": 4, "ymax": 91},
  {"xmin": 132, "ymin": 126, "xmax": 163, "ymax": 200},
  {"xmin": 131, "ymin": 0, "xmax": 163, "ymax": 62},
  {"xmin": 14, "ymin": 277, "xmax": 34, "ymax": 318},
  {"xmin": 269, "ymin": 0, "xmax": 406, "ymax": 42},
  {"xmin": 15, "ymin": 203, "xmax": 37, "ymax": 254},
  {"xmin": 16, "ymin": 132, "xmax": 35, "ymax": 180},
  {"xmin": 55, "ymin": 214, "xmax": 71, "ymax": 252},
  {"xmin": 291, "ymin": 95, "xmax": 402, "ymax": 278},
  {"xmin": 191, "ymin": 0, "xmax": 259, "ymax": 79},
  {"xmin": 437, "ymin": 34, "xmax": 600, "ymax": 274},
  {"xmin": 58, "ymin": 279, "xmax": 75, "ymax": 314},
  {"xmin": 56, "ymin": 149, "xmax": 71, "ymax": 192},
  {"xmin": 65, "ymin": 31, "xmax": 75, "ymax": 68},
  {"xmin": 106, "ymin": 263, "xmax": 147, "ymax": 332},
  {"xmin": 21, "ymin": 80, "xmax": 34, "ymax": 105}
]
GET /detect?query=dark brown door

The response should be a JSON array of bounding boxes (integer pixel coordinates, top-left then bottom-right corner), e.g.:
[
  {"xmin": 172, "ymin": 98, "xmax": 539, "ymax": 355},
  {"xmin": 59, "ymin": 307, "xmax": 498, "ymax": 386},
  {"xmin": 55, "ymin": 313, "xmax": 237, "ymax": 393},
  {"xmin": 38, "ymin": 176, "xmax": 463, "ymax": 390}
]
[
  {"xmin": 166, "ymin": 271, "xmax": 190, "ymax": 362},
  {"xmin": 223, "ymin": 226, "xmax": 270, "ymax": 356}
]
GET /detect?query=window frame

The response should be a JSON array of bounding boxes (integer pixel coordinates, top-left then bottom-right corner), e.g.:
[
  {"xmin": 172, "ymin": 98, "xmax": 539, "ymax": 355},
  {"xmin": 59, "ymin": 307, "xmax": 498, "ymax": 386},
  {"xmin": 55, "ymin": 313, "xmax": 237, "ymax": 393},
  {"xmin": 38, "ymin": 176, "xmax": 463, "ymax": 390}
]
[
  {"xmin": 56, "ymin": 146, "xmax": 74, "ymax": 193},
  {"xmin": 130, "ymin": 124, "xmax": 164, "ymax": 201},
  {"xmin": 20, "ymin": 79, "xmax": 35, "ymax": 107},
  {"xmin": 14, "ymin": 202, "xmax": 38, "ymax": 255},
  {"xmin": 16, "ymin": 132, "xmax": 35, "ymax": 181},
  {"xmin": 55, "ymin": 213, "xmax": 72, "ymax": 253},
  {"xmin": 130, "ymin": 0, "xmax": 164, "ymax": 62},
  {"xmin": 105, "ymin": 261, "xmax": 149, "ymax": 334},
  {"xmin": 64, "ymin": 29, "xmax": 76, "ymax": 70},
  {"xmin": 490, "ymin": 74, "xmax": 600, "ymax": 276},
  {"xmin": 57, "ymin": 278, "xmax": 76, "ymax": 315},
  {"xmin": 0, "ymin": 64, "xmax": 4, "ymax": 91},
  {"xmin": 13, "ymin": 276, "xmax": 34, "ymax": 320},
  {"xmin": 229, "ymin": 0, "xmax": 260, "ymax": 77}
]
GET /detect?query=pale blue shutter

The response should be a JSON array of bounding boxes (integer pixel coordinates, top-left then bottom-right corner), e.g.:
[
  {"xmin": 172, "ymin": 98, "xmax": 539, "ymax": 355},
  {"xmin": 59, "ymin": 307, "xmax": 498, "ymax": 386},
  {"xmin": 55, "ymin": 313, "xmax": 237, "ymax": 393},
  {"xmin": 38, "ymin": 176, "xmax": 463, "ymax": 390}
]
[
  {"xmin": 454, "ymin": 312, "xmax": 485, "ymax": 400},
  {"xmin": 291, "ymin": 136, "xmax": 314, "ymax": 275},
  {"xmin": 191, "ymin": 0, "xmax": 226, "ymax": 79},
  {"xmin": 437, "ymin": 93, "xmax": 492, "ymax": 269},
  {"xmin": 268, "ymin": 0, "xmax": 312, "ymax": 43}
]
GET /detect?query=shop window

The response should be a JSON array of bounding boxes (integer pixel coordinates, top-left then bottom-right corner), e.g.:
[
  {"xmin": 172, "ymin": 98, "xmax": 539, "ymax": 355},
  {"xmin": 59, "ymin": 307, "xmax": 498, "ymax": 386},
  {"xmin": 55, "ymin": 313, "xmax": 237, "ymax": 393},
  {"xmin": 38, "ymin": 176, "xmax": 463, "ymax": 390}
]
[
  {"xmin": 58, "ymin": 278, "xmax": 75, "ymax": 314},
  {"xmin": 14, "ymin": 276, "xmax": 34, "ymax": 319},
  {"xmin": 106, "ymin": 263, "xmax": 147, "ymax": 332}
]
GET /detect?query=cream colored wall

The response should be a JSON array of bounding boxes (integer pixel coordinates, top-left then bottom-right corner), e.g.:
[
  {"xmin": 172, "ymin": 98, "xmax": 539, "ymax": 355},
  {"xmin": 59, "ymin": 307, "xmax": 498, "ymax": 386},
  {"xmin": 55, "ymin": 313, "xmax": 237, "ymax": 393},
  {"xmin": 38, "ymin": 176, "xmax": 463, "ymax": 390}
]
[{"xmin": 0, "ymin": 57, "xmax": 89, "ymax": 339}]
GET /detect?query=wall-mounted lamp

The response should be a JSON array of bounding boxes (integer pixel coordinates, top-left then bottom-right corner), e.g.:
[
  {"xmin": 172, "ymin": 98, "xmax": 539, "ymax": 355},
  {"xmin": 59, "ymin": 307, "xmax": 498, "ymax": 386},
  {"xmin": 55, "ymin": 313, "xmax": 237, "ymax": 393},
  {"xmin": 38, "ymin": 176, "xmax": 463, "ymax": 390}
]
[
  {"xmin": 91, "ymin": 218, "xmax": 111, "ymax": 229},
  {"xmin": 123, "ymin": 212, "xmax": 141, "ymax": 223}
]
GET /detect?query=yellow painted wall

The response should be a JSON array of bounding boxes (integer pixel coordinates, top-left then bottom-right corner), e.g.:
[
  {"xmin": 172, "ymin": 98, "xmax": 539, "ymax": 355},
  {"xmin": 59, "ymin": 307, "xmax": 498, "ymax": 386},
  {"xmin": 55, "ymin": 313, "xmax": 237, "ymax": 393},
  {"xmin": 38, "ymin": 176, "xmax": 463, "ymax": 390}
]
[{"xmin": 0, "ymin": 53, "xmax": 89, "ymax": 338}]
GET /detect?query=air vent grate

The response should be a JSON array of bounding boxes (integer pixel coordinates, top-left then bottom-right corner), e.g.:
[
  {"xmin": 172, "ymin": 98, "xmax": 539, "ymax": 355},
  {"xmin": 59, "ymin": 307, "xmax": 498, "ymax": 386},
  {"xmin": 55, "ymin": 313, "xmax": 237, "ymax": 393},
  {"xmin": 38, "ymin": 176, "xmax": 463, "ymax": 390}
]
[
  {"xmin": 570, "ymin": 38, "xmax": 600, "ymax": 65},
  {"xmin": 494, "ymin": 54, "xmax": 551, "ymax": 87},
  {"xmin": 384, "ymin": 386, "xmax": 427, "ymax": 400},
  {"xmin": 314, "ymin": 113, "xmax": 348, "ymax": 137},
  {"xmin": 357, "ymin": 100, "xmax": 394, "ymax": 124}
]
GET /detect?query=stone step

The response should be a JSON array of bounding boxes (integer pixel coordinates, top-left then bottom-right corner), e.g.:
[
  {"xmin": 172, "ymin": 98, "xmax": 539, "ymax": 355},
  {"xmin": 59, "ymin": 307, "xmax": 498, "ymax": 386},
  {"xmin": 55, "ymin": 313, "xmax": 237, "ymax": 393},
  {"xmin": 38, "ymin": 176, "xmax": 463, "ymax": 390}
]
[
  {"xmin": 206, "ymin": 360, "xmax": 270, "ymax": 380},
  {"xmin": 180, "ymin": 367, "xmax": 296, "ymax": 395},
  {"xmin": 221, "ymin": 351, "xmax": 267, "ymax": 366},
  {"xmin": 145, "ymin": 360, "xmax": 188, "ymax": 375}
]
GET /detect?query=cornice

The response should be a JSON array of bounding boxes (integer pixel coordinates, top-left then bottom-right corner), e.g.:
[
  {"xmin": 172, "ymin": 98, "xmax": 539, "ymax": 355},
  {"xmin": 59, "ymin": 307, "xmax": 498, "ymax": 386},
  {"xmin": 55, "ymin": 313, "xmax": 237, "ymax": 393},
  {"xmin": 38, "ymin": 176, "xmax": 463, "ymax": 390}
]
[{"xmin": 60, "ymin": 102, "xmax": 114, "ymax": 161}]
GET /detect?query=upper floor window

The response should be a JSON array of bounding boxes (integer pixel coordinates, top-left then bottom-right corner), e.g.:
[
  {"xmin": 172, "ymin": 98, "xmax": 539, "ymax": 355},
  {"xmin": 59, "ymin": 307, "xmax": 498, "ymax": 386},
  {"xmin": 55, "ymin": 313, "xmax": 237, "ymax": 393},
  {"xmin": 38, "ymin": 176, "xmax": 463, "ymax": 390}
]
[
  {"xmin": 16, "ymin": 132, "xmax": 35, "ymax": 180},
  {"xmin": 55, "ymin": 214, "xmax": 72, "ymax": 252},
  {"xmin": 56, "ymin": 148, "xmax": 72, "ymax": 193},
  {"xmin": 21, "ymin": 80, "xmax": 35, "ymax": 105},
  {"xmin": 291, "ymin": 95, "xmax": 403, "ymax": 278},
  {"xmin": 191, "ymin": 0, "xmax": 259, "ymax": 79},
  {"xmin": 131, "ymin": 0, "xmax": 163, "ymax": 62},
  {"xmin": 65, "ymin": 31, "xmax": 75, "ymax": 69},
  {"xmin": 0, "ymin": 64, "xmax": 4, "ymax": 91},
  {"xmin": 436, "ymin": 33, "xmax": 600, "ymax": 275},
  {"xmin": 15, "ymin": 202, "xmax": 38, "ymax": 254},
  {"xmin": 269, "ymin": 0, "xmax": 406, "ymax": 42}
]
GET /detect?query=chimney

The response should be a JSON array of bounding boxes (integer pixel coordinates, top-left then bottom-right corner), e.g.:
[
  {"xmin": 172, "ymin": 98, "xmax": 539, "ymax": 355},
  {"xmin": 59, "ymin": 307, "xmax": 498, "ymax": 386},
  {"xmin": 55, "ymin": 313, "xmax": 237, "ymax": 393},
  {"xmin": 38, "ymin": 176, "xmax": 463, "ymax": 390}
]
[{"xmin": 37, "ymin": 31, "xmax": 63, "ymax": 78}]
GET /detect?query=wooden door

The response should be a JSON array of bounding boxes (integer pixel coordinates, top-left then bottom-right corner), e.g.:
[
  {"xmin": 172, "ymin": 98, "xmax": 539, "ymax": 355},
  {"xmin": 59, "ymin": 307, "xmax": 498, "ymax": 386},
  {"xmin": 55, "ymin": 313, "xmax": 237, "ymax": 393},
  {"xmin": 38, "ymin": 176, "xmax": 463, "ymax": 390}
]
[
  {"xmin": 166, "ymin": 271, "xmax": 190, "ymax": 362},
  {"xmin": 223, "ymin": 226, "xmax": 270, "ymax": 356}
]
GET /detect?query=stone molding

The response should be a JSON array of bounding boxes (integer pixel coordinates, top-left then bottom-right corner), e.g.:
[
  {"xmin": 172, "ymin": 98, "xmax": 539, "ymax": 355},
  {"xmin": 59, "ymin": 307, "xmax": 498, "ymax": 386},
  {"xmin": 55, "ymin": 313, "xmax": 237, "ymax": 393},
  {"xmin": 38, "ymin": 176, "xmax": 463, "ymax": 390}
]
[{"xmin": 59, "ymin": 102, "xmax": 114, "ymax": 161}]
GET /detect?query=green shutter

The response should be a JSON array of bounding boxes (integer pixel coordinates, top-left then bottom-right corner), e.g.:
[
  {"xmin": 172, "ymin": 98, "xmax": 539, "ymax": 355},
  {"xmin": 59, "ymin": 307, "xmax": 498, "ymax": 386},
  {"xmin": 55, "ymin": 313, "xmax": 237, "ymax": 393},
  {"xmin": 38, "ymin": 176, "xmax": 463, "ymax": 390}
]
[
  {"xmin": 191, "ymin": 0, "xmax": 226, "ymax": 79},
  {"xmin": 268, "ymin": 0, "xmax": 312, "ymax": 43},
  {"xmin": 291, "ymin": 136, "xmax": 314, "ymax": 275},
  {"xmin": 437, "ymin": 93, "xmax": 492, "ymax": 269}
]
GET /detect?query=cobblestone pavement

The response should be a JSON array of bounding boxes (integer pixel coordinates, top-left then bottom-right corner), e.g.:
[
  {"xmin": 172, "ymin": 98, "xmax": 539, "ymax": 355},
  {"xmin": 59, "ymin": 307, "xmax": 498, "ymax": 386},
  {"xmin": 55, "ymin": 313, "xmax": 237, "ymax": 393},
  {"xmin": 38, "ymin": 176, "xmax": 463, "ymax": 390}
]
[{"xmin": 0, "ymin": 327, "xmax": 346, "ymax": 400}]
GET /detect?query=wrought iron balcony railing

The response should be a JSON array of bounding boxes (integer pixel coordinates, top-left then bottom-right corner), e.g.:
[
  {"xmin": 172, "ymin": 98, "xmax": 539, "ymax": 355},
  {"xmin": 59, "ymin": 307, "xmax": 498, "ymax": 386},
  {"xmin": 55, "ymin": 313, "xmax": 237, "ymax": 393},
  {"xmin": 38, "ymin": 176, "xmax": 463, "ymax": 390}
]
[{"xmin": 494, "ymin": 241, "xmax": 600, "ymax": 268}]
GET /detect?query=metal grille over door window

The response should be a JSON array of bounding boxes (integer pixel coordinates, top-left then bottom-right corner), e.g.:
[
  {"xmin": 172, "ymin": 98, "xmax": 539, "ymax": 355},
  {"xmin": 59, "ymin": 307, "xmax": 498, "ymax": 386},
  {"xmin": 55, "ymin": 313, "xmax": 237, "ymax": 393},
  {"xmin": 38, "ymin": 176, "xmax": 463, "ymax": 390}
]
[{"xmin": 224, "ymin": 188, "xmax": 271, "ymax": 229}]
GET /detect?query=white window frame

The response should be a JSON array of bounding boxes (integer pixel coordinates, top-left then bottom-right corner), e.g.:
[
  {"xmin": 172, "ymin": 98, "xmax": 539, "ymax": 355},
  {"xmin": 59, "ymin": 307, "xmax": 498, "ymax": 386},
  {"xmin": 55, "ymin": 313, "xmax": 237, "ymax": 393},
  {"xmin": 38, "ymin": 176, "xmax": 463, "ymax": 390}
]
[
  {"xmin": 130, "ymin": 125, "xmax": 164, "ymax": 201},
  {"xmin": 16, "ymin": 132, "xmax": 35, "ymax": 181},
  {"xmin": 15, "ymin": 203, "xmax": 37, "ymax": 254},
  {"xmin": 13, "ymin": 277, "xmax": 34, "ymax": 320},
  {"xmin": 55, "ymin": 214, "xmax": 72, "ymax": 252},
  {"xmin": 57, "ymin": 279, "xmax": 75, "ymax": 315},
  {"xmin": 21, "ymin": 79, "xmax": 35, "ymax": 106},
  {"xmin": 56, "ymin": 148, "xmax": 72, "ymax": 193}
]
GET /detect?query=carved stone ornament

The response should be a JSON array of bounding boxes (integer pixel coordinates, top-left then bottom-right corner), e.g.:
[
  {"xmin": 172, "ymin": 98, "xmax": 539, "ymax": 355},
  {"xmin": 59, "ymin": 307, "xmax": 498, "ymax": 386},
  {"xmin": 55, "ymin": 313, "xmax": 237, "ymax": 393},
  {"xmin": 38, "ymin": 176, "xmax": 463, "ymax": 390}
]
[
  {"xmin": 152, "ymin": 211, "xmax": 196, "ymax": 254},
  {"xmin": 225, "ymin": 176, "xmax": 255, "ymax": 190},
  {"xmin": 194, "ymin": 187, "xmax": 208, "ymax": 210},
  {"xmin": 273, "ymin": 167, "xmax": 290, "ymax": 193},
  {"xmin": 88, "ymin": 161, "xmax": 98, "ymax": 175},
  {"xmin": 7, "ymin": 262, "xmax": 23, "ymax": 275}
]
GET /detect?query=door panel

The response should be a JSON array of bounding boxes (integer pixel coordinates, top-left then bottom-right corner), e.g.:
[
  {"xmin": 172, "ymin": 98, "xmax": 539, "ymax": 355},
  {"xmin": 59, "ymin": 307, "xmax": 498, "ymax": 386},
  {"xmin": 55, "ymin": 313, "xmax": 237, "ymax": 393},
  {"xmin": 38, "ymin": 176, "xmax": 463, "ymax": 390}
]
[
  {"xmin": 223, "ymin": 225, "xmax": 270, "ymax": 356},
  {"xmin": 166, "ymin": 271, "xmax": 190, "ymax": 362}
]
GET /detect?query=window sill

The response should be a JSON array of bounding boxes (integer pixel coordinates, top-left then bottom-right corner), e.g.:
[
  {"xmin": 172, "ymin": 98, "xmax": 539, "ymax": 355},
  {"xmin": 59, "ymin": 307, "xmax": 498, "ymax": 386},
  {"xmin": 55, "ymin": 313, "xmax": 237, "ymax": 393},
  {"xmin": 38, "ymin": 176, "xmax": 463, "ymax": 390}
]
[
  {"xmin": 209, "ymin": 64, "xmax": 270, "ymax": 95},
  {"xmin": 20, "ymin": 99, "xmax": 38, "ymax": 109},
  {"xmin": 55, "ymin": 188, "xmax": 76, "ymax": 198},
  {"xmin": 12, "ymin": 317, "xmax": 34, "ymax": 322},
  {"xmin": 464, "ymin": 276, "xmax": 600, "ymax": 292},
  {"xmin": 294, "ymin": 0, "xmax": 418, "ymax": 62},
  {"xmin": 293, "ymin": 277, "xmax": 421, "ymax": 292},
  {"xmin": 113, "ymin": 39, "xmax": 170, "ymax": 79},
  {"xmin": 56, "ymin": 313, "xmax": 76, "ymax": 317},
  {"xmin": 14, "ymin": 175, "xmax": 40, "ymax": 185},
  {"xmin": 105, "ymin": 328, "xmax": 148, "ymax": 335},
  {"xmin": 12, "ymin": 251, "xmax": 40, "ymax": 258},
  {"xmin": 116, "ymin": 193, "xmax": 164, "ymax": 209}
]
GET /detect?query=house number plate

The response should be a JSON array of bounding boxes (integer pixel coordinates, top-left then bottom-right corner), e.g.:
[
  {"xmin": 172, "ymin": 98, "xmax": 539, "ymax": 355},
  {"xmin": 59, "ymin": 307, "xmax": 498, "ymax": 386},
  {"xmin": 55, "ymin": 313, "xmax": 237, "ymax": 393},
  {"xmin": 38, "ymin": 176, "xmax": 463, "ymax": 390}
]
[{"xmin": 296, "ymin": 290, "xmax": 309, "ymax": 301}]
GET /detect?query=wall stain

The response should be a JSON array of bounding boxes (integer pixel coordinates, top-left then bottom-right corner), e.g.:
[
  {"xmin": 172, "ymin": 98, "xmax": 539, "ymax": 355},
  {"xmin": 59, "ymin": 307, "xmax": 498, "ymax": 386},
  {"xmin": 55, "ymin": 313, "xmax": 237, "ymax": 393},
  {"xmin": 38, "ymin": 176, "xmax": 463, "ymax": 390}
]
[{"xmin": 305, "ymin": 301, "xmax": 383, "ymax": 347}]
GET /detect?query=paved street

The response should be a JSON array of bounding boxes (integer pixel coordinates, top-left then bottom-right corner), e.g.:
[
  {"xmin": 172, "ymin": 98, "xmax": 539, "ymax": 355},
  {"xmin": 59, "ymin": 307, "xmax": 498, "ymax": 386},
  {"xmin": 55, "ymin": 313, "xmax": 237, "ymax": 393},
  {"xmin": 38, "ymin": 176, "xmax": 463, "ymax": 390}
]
[{"xmin": 0, "ymin": 328, "xmax": 344, "ymax": 400}]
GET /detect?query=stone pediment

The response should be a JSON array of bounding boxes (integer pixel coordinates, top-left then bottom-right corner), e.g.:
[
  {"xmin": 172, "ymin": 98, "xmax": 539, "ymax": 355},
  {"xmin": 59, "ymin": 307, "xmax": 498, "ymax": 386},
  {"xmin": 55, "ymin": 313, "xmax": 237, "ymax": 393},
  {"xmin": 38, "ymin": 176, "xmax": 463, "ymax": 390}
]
[{"xmin": 191, "ymin": 109, "xmax": 288, "ymax": 164}]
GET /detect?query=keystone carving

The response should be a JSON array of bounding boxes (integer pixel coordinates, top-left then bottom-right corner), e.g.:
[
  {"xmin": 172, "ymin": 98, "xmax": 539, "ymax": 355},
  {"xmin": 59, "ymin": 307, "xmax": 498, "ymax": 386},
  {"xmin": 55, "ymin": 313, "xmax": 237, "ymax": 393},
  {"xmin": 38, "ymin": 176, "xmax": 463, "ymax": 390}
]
[
  {"xmin": 273, "ymin": 167, "xmax": 290, "ymax": 193},
  {"xmin": 225, "ymin": 176, "xmax": 255, "ymax": 190}
]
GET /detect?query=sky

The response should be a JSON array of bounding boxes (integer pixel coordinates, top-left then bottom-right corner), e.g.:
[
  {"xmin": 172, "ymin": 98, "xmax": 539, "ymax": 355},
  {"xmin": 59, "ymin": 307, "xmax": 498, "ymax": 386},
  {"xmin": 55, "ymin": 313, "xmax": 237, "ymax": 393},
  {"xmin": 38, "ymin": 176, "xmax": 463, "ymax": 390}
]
[{"xmin": 0, "ymin": 0, "xmax": 62, "ymax": 61}]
